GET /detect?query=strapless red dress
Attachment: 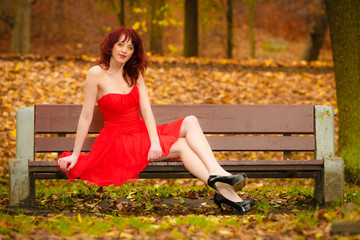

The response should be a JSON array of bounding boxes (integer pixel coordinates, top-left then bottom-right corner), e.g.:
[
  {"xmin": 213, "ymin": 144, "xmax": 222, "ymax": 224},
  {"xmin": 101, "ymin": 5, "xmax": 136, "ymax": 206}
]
[{"xmin": 57, "ymin": 85, "xmax": 185, "ymax": 186}]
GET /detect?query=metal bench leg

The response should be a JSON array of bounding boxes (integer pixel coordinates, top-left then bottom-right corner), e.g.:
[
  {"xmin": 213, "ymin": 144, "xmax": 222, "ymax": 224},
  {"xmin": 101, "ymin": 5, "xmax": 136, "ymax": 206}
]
[
  {"xmin": 314, "ymin": 157, "xmax": 344, "ymax": 205},
  {"xmin": 314, "ymin": 171, "xmax": 324, "ymax": 205},
  {"xmin": 9, "ymin": 159, "xmax": 31, "ymax": 208}
]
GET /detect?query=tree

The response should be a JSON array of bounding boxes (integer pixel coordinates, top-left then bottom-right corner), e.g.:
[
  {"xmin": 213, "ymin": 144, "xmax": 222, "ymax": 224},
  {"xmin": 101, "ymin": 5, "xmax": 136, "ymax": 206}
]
[
  {"xmin": 150, "ymin": 0, "xmax": 165, "ymax": 55},
  {"xmin": 50, "ymin": 0, "xmax": 65, "ymax": 39},
  {"xmin": 183, "ymin": 0, "xmax": 198, "ymax": 57},
  {"xmin": 0, "ymin": 0, "xmax": 13, "ymax": 28},
  {"xmin": 98, "ymin": 0, "xmax": 125, "ymax": 26},
  {"xmin": 325, "ymin": 0, "xmax": 360, "ymax": 183},
  {"xmin": 11, "ymin": 0, "xmax": 31, "ymax": 54},
  {"xmin": 302, "ymin": 0, "xmax": 328, "ymax": 61},
  {"xmin": 226, "ymin": 0, "xmax": 233, "ymax": 59},
  {"xmin": 244, "ymin": 0, "xmax": 255, "ymax": 59}
]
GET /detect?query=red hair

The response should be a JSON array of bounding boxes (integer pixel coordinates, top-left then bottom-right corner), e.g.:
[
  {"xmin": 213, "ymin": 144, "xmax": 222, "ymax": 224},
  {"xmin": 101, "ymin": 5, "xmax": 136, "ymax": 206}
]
[{"xmin": 98, "ymin": 27, "xmax": 148, "ymax": 86}]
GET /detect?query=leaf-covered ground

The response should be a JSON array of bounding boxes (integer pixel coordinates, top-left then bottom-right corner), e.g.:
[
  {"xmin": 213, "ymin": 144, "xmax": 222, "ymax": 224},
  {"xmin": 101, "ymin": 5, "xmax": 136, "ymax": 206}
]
[
  {"xmin": 1, "ymin": 55, "xmax": 359, "ymax": 239},
  {"xmin": 1, "ymin": 179, "xmax": 360, "ymax": 239}
]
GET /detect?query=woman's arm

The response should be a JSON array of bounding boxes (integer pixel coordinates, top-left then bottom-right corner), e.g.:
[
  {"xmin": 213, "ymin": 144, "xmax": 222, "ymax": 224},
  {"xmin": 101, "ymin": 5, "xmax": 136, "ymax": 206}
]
[
  {"xmin": 137, "ymin": 75, "xmax": 162, "ymax": 161},
  {"xmin": 58, "ymin": 67, "xmax": 99, "ymax": 172}
]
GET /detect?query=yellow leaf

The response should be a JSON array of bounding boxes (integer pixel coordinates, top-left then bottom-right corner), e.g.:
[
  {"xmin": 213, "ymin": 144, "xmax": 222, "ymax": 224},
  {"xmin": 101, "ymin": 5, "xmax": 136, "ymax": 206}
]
[
  {"xmin": 81, "ymin": 55, "xmax": 89, "ymax": 61},
  {"xmin": 218, "ymin": 229, "xmax": 232, "ymax": 236},
  {"xmin": 142, "ymin": 21, "xmax": 148, "ymax": 32},
  {"xmin": 77, "ymin": 213, "xmax": 82, "ymax": 223},
  {"xmin": 10, "ymin": 129, "xmax": 16, "ymax": 138},
  {"xmin": 132, "ymin": 22, "xmax": 140, "ymax": 31},
  {"xmin": 315, "ymin": 232, "xmax": 324, "ymax": 239},
  {"xmin": 14, "ymin": 63, "xmax": 20, "ymax": 71},
  {"xmin": 154, "ymin": 100, "xmax": 169, "ymax": 104},
  {"xmin": 120, "ymin": 232, "xmax": 133, "ymax": 239}
]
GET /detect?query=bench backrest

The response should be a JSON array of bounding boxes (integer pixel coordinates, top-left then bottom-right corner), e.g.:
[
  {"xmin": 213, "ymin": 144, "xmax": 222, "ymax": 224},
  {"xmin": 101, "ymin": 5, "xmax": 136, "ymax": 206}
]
[{"xmin": 15, "ymin": 104, "xmax": 335, "ymax": 161}]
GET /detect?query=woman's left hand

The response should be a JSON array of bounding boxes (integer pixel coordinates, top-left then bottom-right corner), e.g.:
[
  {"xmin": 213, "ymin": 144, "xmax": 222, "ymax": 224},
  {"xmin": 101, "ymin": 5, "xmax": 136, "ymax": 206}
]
[{"xmin": 148, "ymin": 143, "xmax": 162, "ymax": 161}]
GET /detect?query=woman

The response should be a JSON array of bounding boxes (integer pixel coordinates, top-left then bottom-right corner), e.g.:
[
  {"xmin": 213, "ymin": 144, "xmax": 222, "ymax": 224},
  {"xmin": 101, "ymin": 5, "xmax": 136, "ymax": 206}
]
[{"xmin": 57, "ymin": 27, "xmax": 254, "ymax": 213}]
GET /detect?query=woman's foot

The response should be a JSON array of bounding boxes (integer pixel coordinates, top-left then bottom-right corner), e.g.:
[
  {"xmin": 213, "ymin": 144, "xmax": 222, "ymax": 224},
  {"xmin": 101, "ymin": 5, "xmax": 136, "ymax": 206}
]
[
  {"xmin": 208, "ymin": 173, "xmax": 248, "ymax": 192},
  {"xmin": 214, "ymin": 193, "xmax": 255, "ymax": 213}
]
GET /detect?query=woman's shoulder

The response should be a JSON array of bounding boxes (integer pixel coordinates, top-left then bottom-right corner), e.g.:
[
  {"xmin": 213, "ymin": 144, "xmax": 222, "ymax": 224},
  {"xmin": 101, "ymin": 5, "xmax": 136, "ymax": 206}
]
[
  {"xmin": 88, "ymin": 65, "xmax": 104, "ymax": 76},
  {"xmin": 85, "ymin": 65, "xmax": 104, "ymax": 86}
]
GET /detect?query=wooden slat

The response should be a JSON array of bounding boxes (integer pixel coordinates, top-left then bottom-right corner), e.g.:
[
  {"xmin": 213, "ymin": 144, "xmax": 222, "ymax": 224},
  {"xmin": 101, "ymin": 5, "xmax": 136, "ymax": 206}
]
[
  {"xmin": 35, "ymin": 137, "xmax": 97, "ymax": 152},
  {"xmin": 138, "ymin": 172, "xmax": 317, "ymax": 179},
  {"xmin": 29, "ymin": 160, "xmax": 324, "ymax": 173},
  {"xmin": 35, "ymin": 104, "xmax": 104, "ymax": 134},
  {"xmin": 207, "ymin": 136, "xmax": 314, "ymax": 151},
  {"xmin": 30, "ymin": 160, "xmax": 321, "ymax": 179},
  {"xmin": 153, "ymin": 104, "xmax": 314, "ymax": 133},
  {"xmin": 33, "ymin": 172, "xmax": 317, "ymax": 179},
  {"xmin": 35, "ymin": 104, "xmax": 314, "ymax": 134},
  {"xmin": 35, "ymin": 135, "xmax": 315, "ymax": 152}
]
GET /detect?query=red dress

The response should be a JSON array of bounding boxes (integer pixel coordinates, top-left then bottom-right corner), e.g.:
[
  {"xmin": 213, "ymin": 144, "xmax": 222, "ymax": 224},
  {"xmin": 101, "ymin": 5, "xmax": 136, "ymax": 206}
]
[{"xmin": 57, "ymin": 85, "xmax": 185, "ymax": 186}]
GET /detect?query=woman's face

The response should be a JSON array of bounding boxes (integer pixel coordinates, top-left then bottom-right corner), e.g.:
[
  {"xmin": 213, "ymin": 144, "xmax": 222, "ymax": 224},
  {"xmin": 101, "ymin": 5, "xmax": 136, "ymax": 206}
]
[{"xmin": 111, "ymin": 35, "xmax": 134, "ymax": 64}]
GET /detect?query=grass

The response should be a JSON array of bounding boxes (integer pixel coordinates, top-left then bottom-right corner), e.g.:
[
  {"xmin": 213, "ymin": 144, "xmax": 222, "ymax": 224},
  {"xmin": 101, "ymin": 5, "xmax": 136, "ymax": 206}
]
[{"xmin": 0, "ymin": 178, "xmax": 359, "ymax": 239}]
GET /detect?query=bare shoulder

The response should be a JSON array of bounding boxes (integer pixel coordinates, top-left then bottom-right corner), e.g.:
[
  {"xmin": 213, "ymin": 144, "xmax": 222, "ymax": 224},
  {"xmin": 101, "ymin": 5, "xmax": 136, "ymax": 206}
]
[
  {"xmin": 88, "ymin": 65, "xmax": 104, "ymax": 76},
  {"xmin": 85, "ymin": 66, "xmax": 104, "ymax": 84}
]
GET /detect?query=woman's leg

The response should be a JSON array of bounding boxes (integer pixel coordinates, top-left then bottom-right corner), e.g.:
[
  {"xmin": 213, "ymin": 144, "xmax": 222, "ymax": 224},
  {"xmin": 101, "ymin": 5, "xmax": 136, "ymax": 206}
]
[
  {"xmin": 179, "ymin": 116, "xmax": 231, "ymax": 176},
  {"xmin": 169, "ymin": 138, "xmax": 243, "ymax": 202}
]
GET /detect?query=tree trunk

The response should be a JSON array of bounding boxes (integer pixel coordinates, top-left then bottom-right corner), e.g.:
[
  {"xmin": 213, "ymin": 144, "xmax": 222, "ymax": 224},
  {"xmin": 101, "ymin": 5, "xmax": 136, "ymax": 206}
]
[
  {"xmin": 0, "ymin": 0, "xmax": 14, "ymax": 27},
  {"xmin": 226, "ymin": 0, "xmax": 233, "ymax": 59},
  {"xmin": 11, "ymin": 0, "xmax": 31, "ymax": 54},
  {"xmin": 302, "ymin": 0, "xmax": 328, "ymax": 61},
  {"xmin": 108, "ymin": 0, "xmax": 124, "ymax": 26},
  {"xmin": 50, "ymin": 0, "xmax": 64, "ymax": 40},
  {"xmin": 183, "ymin": 0, "xmax": 198, "ymax": 57},
  {"xmin": 150, "ymin": 0, "xmax": 164, "ymax": 55},
  {"xmin": 247, "ymin": 0, "xmax": 255, "ymax": 59},
  {"xmin": 117, "ymin": 0, "xmax": 124, "ymax": 26},
  {"xmin": 325, "ymin": 0, "xmax": 360, "ymax": 183}
]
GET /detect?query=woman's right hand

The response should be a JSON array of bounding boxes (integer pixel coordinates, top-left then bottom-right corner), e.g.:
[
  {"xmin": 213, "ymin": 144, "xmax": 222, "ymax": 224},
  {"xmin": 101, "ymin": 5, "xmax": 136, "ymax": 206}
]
[{"xmin": 58, "ymin": 154, "xmax": 78, "ymax": 173}]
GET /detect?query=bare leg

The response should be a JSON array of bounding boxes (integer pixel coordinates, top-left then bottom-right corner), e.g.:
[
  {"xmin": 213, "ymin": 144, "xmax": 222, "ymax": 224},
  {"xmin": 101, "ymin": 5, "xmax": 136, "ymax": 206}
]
[
  {"xmin": 169, "ymin": 138, "xmax": 243, "ymax": 202},
  {"xmin": 179, "ymin": 116, "xmax": 230, "ymax": 176}
]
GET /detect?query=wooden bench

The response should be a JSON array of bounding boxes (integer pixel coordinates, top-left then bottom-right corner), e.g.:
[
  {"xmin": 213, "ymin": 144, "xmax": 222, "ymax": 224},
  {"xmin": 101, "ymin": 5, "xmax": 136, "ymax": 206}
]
[{"xmin": 9, "ymin": 104, "xmax": 344, "ymax": 208}]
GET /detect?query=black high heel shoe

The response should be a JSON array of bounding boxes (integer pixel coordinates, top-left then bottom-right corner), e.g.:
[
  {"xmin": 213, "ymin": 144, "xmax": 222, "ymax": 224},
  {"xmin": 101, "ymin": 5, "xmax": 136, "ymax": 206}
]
[
  {"xmin": 208, "ymin": 173, "xmax": 248, "ymax": 192},
  {"xmin": 214, "ymin": 193, "xmax": 255, "ymax": 213}
]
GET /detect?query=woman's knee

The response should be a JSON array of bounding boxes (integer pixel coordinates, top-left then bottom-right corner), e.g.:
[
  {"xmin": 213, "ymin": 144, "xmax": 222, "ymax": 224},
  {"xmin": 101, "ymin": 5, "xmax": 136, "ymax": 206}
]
[
  {"xmin": 179, "ymin": 115, "xmax": 200, "ymax": 137},
  {"xmin": 184, "ymin": 115, "xmax": 199, "ymax": 127}
]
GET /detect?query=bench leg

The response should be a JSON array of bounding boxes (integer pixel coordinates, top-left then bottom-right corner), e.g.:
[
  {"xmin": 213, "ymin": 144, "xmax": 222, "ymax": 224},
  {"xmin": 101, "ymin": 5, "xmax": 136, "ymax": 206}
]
[
  {"xmin": 314, "ymin": 157, "xmax": 344, "ymax": 205},
  {"xmin": 9, "ymin": 159, "xmax": 32, "ymax": 208},
  {"xmin": 30, "ymin": 172, "xmax": 36, "ymax": 207}
]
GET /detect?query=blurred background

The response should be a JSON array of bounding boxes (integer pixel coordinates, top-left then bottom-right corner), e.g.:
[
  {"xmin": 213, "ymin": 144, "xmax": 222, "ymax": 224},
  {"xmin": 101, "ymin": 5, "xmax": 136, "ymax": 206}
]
[{"xmin": 0, "ymin": 0, "xmax": 331, "ymax": 61}]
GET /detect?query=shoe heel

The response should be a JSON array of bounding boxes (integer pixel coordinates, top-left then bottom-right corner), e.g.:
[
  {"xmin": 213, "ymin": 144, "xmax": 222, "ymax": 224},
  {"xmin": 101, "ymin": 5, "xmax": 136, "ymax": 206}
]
[
  {"xmin": 233, "ymin": 178, "xmax": 248, "ymax": 191},
  {"xmin": 213, "ymin": 194, "xmax": 224, "ymax": 211},
  {"xmin": 215, "ymin": 202, "xmax": 224, "ymax": 211}
]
